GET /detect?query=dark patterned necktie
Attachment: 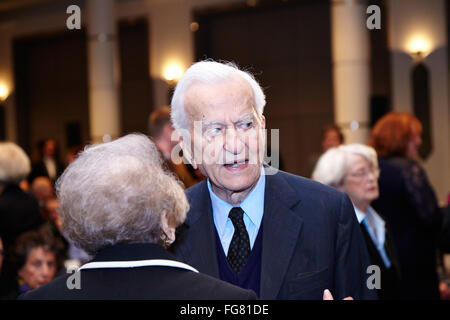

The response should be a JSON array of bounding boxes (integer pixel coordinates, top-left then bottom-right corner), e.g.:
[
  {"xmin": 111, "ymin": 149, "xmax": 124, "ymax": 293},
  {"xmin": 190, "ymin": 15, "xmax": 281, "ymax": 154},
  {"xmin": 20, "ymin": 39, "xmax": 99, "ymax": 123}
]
[{"xmin": 227, "ymin": 207, "xmax": 250, "ymax": 274}]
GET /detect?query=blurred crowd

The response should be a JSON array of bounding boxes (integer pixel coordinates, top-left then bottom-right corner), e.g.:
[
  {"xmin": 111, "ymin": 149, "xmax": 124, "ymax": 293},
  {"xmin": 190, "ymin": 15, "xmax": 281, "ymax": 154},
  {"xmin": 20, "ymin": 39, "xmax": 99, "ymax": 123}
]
[
  {"xmin": 0, "ymin": 139, "xmax": 91, "ymax": 298},
  {"xmin": 312, "ymin": 112, "xmax": 450, "ymax": 300},
  {"xmin": 0, "ymin": 110, "xmax": 205, "ymax": 299},
  {"xmin": 0, "ymin": 110, "xmax": 449, "ymax": 299}
]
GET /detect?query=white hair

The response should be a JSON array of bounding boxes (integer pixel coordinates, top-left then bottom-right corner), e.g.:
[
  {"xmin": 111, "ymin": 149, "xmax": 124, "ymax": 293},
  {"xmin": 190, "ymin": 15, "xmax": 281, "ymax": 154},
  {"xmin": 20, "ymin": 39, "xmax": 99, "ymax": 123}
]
[
  {"xmin": 170, "ymin": 60, "xmax": 266, "ymax": 130},
  {"xmin": 55, "ymin": 134, "xmax": 189, "ymax": 255},
  {"xmin": 0, "ymin": 142, "xmax": 31, "ymax": 185},
  {"xmin": 312, "ymin": 144, "xmax": 379, "ymax": 187}
]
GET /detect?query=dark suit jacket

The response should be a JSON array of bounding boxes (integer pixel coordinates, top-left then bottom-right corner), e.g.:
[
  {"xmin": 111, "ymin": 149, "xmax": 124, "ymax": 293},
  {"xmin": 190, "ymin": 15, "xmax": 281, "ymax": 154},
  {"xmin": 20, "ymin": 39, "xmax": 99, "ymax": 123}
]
[
  {"xmin": 19, "ymin": 243, "xmax": 257, "ymax": 300},
  {"xmin": 28, "ymin": 159, "xmax": 64, "ymax": 184},
  {"xmin": 171, "ymin": 168, "xmax": 377, "ymax": 300},
  {"xmin": 440, "ymin": 204, "xmax": 450, "ymax": 252},
  {"xmin": 359, "ymin": 221, "xmax": 401, "ymax": 300},
  {"xmin": 372, "ymin": 157, "xmax": 441, "ymax": 299}
]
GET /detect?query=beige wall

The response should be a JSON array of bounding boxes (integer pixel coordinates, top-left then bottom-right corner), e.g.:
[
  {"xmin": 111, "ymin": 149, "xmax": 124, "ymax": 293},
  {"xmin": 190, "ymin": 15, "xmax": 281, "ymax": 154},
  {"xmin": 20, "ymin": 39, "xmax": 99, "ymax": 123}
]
[
  {"xmin": 143, "ymin": 0, "xmax": 243, "ymax": 108},
  {"xmin": 0, "ymin": 0, "xmax": 245, "ymax": 143},
  {"xmin": 331, "ymin": 0, "xmax": 371, "ymax": 144},
  {"xmin": 0, "ymin": 2, "xmax": 74, "ymax": 145}
]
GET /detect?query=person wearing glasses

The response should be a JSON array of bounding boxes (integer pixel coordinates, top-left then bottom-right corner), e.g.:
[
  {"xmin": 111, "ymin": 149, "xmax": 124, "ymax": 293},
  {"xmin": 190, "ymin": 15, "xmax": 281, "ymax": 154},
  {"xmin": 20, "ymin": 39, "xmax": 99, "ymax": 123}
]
[
  {"xmin": 313, "ymin": 144, "xmax": 401, "ymax": 299},
  {"xmin": 169, "ymin": 60, "xmax": 375, "ymax": 300}
]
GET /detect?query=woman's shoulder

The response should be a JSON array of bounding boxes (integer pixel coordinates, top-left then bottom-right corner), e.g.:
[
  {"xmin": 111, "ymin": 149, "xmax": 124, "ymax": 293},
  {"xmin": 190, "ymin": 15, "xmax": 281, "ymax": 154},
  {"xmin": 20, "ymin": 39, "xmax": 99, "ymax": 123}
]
[
  {"xmin": 379, "ymin": 156, "xmax": 417, "ymax": 168},
  {"xmin": 379, "ymin": 156, "xmax": 426, "ymax": 177},
  {"xmin": 390, "ymin": 157, "xmax": 426, "ymax": 176}
]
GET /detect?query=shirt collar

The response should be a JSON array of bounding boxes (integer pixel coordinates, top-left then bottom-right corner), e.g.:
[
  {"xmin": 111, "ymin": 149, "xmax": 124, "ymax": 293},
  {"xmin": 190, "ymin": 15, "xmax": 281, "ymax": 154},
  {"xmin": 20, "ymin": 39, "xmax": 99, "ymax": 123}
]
[
  {"xmin": 354, "ymin": 205, "xmax": 387, "ymax": 249},
  {"xmin": 207, "ymin": 168, "xmax": 265, "ymax": 236},
  {"xmin": 240, "ymin": 172, "xmax": 265, "ymax": 227},
  {"xmin": 353, "ymin": 205, "xmax": 385, "ymax": 228},
  {"xmin": 353, "ymin": 206, "xmax": 367, "ymax": 224}
]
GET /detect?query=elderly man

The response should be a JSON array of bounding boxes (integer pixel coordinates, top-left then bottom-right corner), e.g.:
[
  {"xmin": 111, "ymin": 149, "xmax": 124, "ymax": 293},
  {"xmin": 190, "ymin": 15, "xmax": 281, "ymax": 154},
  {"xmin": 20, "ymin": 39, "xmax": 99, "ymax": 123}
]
[{"xmin": 170, "ymin": 60, "xmax": 376, "ymax": 300}]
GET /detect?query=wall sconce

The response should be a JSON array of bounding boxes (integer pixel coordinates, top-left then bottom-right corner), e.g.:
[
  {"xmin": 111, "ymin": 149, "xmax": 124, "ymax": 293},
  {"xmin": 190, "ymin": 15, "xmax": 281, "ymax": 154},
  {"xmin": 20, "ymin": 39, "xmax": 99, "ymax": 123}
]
[
  {"xmin": 163, "ymin": 64, "xmax": 183, "ymax": 86},
  {"xmin": 0, "ymin": 82, "xmax": 9, "ymax": 102},
  {"xmin": 407, "ymin": 37, "xmax": 431, "ymax": 62},
  {"xmin": 163, "ymin": 63, "xmax": 184, "ymax": 102},
  {"xmin": 406, "ymin": 37, "xmax": 433, "ymax": 159},
  {"xmin": 404, "ymin": 36, "xmax": 433, "ymax": 159}
]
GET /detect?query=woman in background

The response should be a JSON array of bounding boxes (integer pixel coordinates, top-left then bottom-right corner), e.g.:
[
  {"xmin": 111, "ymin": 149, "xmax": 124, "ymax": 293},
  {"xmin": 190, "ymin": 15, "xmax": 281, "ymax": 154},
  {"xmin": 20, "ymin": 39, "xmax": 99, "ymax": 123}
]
[
  {"xmin": 313, "ymin": 144, "xmax": 401, "ymax": 299},
  {"xmin": 370, "ymin": 112, "xmax": 442, "ymax": 299},
  {"xmin": 0, "ymin": 142, "xmax": 43, "ymax": 253},
  {"xmin": 0, "ymin": 142, "xmax": 44, "ymax": 298},
  {"xmin": 2, "ymin": 226, "xmax": 62, "ymax": 299}
]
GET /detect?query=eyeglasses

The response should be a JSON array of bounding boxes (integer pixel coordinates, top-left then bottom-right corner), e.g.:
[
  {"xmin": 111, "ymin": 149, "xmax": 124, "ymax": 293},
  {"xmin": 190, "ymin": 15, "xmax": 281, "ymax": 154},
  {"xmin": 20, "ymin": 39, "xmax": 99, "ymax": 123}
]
[{"xmin": 347, "ymin": 168, "xmax": 380, "ymax": 180}]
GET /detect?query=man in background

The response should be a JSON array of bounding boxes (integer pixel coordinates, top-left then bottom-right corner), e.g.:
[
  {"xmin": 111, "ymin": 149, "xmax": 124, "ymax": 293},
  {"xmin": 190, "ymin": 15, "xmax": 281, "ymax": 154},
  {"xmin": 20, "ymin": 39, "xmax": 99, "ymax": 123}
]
[{"xmin": 149, "ymin": 106, "xmax": 203, "ymax": 188}]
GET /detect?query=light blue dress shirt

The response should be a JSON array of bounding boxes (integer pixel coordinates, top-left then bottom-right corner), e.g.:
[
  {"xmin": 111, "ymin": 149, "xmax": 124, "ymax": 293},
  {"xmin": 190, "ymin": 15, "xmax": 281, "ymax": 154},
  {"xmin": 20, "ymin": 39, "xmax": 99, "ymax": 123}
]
[
  {"xmin": 207, "ymin": 170, "xmax": 265, "ymax": 256},
  {"xmin": 353, "ymin": 205, "xmax": 392, "ymax": 269}
]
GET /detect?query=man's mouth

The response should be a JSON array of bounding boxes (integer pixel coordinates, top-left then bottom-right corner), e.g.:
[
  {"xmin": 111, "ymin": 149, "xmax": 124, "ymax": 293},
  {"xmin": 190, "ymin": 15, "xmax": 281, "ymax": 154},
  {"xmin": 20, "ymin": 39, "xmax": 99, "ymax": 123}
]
[{"xmin": 223, "ymin": 159, "xmax": 248, "ymax": 168}]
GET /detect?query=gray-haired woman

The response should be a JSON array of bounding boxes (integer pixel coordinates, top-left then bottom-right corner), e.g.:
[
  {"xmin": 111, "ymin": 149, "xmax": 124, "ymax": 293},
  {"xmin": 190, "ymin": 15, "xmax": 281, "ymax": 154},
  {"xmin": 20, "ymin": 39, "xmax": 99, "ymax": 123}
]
[
  {"xmin": 0, "ymin": 143, "xmax": 43, "ymax": 255},
  {"xmin": 312, "ymin": 143, "xmax": 401, "ymax": 300},
  {"xmin": 20, "ymin": 134, "xmax": 256, "ymax": 300},
  {"xmin": 0, "ymin": 142, "xmax": 44, "ymax": 299}
]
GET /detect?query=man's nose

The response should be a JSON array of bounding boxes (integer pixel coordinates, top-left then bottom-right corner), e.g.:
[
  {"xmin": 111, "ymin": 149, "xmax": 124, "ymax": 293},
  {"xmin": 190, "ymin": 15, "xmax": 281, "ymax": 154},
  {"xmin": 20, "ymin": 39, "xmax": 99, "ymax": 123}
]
[{"xmin": 224, "ymin": 128, "xmax": 244, "ymax": 155}]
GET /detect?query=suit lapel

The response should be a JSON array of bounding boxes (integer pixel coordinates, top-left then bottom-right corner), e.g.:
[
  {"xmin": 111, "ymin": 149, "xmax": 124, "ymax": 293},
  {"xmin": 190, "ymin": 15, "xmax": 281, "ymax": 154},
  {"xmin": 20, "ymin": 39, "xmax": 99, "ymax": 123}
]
[
  {"xmin": 383, "ymin": 224, "xmax": 401, "ymax": 277},
  {"xmin": 359, "ymin": 223, "xmax": 381, "ymax": 265},
  {"xmin": 260, "ymin": 170, "xmax": 303, "ymax": 299},
  {"xmin": 181, "ymin": 181, "xmax": 220, "ymax": 278}
]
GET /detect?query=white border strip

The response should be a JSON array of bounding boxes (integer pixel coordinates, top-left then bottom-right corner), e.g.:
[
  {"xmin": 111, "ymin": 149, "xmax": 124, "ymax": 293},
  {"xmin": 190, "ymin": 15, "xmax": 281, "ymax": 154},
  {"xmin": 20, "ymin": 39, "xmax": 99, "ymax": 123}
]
[{"xmin": 79, "ymin": 259, "xmax": 199, "ymax": 273}]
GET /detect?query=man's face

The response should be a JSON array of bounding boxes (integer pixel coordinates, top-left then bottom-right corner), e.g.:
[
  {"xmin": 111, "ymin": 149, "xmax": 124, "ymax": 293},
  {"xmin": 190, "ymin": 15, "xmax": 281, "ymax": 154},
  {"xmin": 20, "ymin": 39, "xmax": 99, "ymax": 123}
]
[
  {"xmin": 322, "ymin": 129, "xmax": 341, "ymax": 152},
  {"xmin": 183, "ymin": 77, "xmax": 265, "ymax": 199},
  {"xmin": 43, "ymin": 140, "xmax": 56, "ymax": 157}
]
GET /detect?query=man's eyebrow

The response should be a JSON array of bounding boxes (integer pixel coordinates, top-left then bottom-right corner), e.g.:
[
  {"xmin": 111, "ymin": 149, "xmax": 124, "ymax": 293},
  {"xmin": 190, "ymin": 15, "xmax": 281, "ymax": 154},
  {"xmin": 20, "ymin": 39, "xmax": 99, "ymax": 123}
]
[
  {"xmin": 202, "ymin": 120, "xmax": 225, "ymax": 128},
  {"xmin": 235, "ymin": 114, "xmax": 254, "ymax": 123},
  {"xmin": 201, "ymin": 113, "xmax": 255, "ymax": 128}
]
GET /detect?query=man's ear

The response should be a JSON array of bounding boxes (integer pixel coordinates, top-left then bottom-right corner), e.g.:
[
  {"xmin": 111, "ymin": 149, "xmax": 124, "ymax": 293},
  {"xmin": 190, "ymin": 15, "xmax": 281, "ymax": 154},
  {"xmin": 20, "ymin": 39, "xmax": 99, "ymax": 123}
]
[{"xmin": 180, "ymin": 138, "xmax": 197, "ymax": 170}]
